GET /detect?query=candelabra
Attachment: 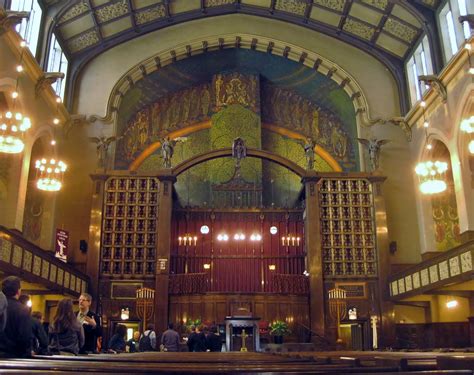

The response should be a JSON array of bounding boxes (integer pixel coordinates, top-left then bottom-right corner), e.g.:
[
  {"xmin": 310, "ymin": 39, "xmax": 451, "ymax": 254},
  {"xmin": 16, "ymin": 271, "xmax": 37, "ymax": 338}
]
[
  {"xmin": 328, "ymin": 288, "xmax": 347, "ymax": 343},
  {"xmin": 136, "ymin": 287, "xmax": 155, "ymax": 331}
]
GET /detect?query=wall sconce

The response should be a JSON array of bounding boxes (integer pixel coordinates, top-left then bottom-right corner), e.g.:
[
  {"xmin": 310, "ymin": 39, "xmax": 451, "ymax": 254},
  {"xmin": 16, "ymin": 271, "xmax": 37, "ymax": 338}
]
[
  {"xmin": 203, "ymin": 263, "xmax": 211, "ymax": 270},
  {"xmin": 268, "ymin": 264, "xmax": 276, "ymax": 271},
  {"xmin": 217, "ymin": 233, "xmax": 229, "ymax": 241},
  {"xmin": 200, "ymin": 225, "xmax": 210, "ymax": 234},
  {"xmin": 269, "ymin": 226, "xmax": 278, "ymax": 235},
  {"xmin": 120, "ymin": 307, "xmax": 130, "ymax": 320},
  {"xmin": 233, "ymin": 233, "xmax": 245, "ymax": 240},
  {"xmin": 178, "ymin": 234, "xmax": 197, "ymax": 246},
  {"xmin": 250, "ymin": 233, "xmax": 262, "ymax": 241},
  {"xmin": 446, "ymin": 298, "xmax": 458, "ymax": 309},
  {"xmin": 303, "ymin": 270, "xmax": 309, "ymax": 276},
  {"xmin": 281, "ymin": 236, "xmax": 300, "ymax": 246}
]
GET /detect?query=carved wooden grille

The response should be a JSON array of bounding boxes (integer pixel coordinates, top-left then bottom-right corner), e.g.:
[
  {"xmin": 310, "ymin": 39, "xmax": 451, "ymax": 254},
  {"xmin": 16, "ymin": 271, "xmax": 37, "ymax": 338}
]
[
  {"xmin": 319, "ymin": 178, "xmax": 377, "ymax": 278},
  {"xmin": 101, "ymin": 177, "xmax": 159, "ymax": 278}
]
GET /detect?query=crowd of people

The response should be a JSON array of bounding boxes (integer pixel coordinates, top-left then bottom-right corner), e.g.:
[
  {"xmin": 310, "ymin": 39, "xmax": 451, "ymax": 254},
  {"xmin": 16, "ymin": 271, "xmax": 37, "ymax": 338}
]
[{"xmin": 0, "ymin": 276, "xmax": 223, "ymax": 358}]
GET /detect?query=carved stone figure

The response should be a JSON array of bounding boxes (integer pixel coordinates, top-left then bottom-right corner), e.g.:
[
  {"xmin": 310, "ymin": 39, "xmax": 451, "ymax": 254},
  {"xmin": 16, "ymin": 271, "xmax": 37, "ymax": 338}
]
[
  {"xmin": 160, "ymin": 137, "xmax": 175, "ymax": 169},
  {"xmin": 303, "ymin": 138, "xmax": 316, "ymax": 170},
  {"xmin": 232, "ymin": 137, "xmax": 247, "ymax": 164},
  {"xmin": 89, "ymin": 136, "xmax": 119, "ymax": 169},
  {"xmin": 357, "ymin": 138, "xmax": 390, "ymax": 171}
]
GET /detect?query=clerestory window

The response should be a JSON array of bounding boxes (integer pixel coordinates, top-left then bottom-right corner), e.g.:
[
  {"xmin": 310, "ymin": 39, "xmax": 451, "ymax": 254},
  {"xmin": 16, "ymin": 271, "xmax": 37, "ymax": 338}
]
[
  {"xmin": 47, "ymin": 33, "xmax": 68, "ymax": 101},
  {"xmin": 405, "ymin": 36, "xmax": 434, "ymax": 107},
  {"xmin": 9, "ymin": 0, "xmax": 42, "ymax": 58}
]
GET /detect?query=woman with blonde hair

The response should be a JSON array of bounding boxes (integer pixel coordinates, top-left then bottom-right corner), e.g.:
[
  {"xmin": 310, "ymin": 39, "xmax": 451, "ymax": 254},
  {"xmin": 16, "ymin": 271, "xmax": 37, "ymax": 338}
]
[{"xmin": 49, "ymin": 298, "xmax": 84, "ymax": 355}]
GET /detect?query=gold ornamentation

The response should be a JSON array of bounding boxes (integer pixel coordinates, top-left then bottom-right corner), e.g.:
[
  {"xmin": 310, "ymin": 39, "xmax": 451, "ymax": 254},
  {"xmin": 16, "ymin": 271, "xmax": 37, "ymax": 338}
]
[
  {"xmin": 439, "ymin": 260, "xmax": 449, "ymax": 280},
  {"xmin": 22, "ymin": 250, "xmax": 32, "ymax": 271},
  {"xmin": 135, "ymin": 4, "xmax": 166, "ymax": 25},
  {"xmin": 76, "ymin": 277, "xmax": 81, "ymax": 292},
  {"xmin": 12, "ymin": 245, "xmax": 22, "ymax": 267},
  {"xmin": 33, "ymin": 255, "xmax": 41, "ymax": 275},
  {"xmin": 391, "ymin": 281, "xmax": 398, "ymax": 295},
  {"xmin": 41, "ymin": 261, "xmax": 49, "ymax": 279},
  {"xmin": 275, "ymin": 0, "xmax": 307, "ymax": 16},
  {"xmin": 420, "ymin": 268, "xmax": 429, "ymax": 286},
  {"xmin": 313, "ymin": 0, "xmax": 345, "ymax": 12},
  {"xmin": 449, "ymin": 257, "xmax": 460, "ymax": 276},
  {"xmin": 214, "ymin": 73, "xmax": 259, "ymax": 111},
  {"xmin": 205, "ymin": 0, "xmax": 234, "ymax": 6},
  {"xmin": 70, "ymin": 275, "xmax": 76, "ymax": 292},
  {"xmin": 360, "ymin": 0, "xmax": 388, "ymax": 10},
  {"xmin": 57, "ymin": 268, "xmax": 64, "ymax": 286},
  {"xmin": 95, "ymin": 0, "xmax": 129, "ymax": 23},
  {"xmin": 343, "ymin": 18, "xmax": 375, "ymax": 40},
  {"xmin": 398, "ymin": 279, "xmax": 405, "ymax": 293},
  {"xmin": 404, "ymin": 275, "xmax": 412, "ymax": 291},
  {"xmin": 58, "ymin": 2, "xmax": 90, "ymax": 24},
  {"xmin": 384, "ymin": 18, "xmax": 417, "ymax": 43},
  {"xmin": 64, "ymin": 272, "xmax": 70, "ymax": 288},
  {"xmin": 460, "ymin": 252, "xmax": 472, "ymax": 272},
  {"xmin": 412, "ymin": 272, "xmax": 420, "ymax": 289},
  {"xmin": 49, "ymin": 264, "xmax": 57, "ymax": 283},
  {"xmin": 0, "ymin": 238, "xmax": 11, "ymax": 263},
  {"xmin": 429, "ymin": 265, "xmax": 438, "ymax": 283},
  {"xmin": 68, "ymin": 30, "xmax": 100, "ymax": 53}
]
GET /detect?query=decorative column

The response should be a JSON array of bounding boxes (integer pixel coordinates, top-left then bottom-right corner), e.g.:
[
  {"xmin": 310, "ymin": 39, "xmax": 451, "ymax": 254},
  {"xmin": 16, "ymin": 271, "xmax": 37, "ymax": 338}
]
[
  {"xmin": 154, "ymin": 171, "xmax": 176, "ymax": 333},
  {"xmin": 302, "ymin": 172, "xmax": 325, "ymax": 338},
  {"xmin": 369, "ymin": 175, "xmax": 395, "ymax": 347},
  {"xmin": 87, "ymin": 173, "xmax": 108, "ymax": 300}
]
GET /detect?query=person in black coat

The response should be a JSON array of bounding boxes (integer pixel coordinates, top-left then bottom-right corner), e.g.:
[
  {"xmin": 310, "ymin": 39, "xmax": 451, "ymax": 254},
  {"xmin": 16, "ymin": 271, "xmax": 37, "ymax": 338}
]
[
  {"xmin": 206, "ymin": 326, "xmax": 222, "ymax": 352},
  {"xmin": 77, "ymin": 293, "xmax": 102, "ymax": 353},
  {"xmin": 108, "ymin": 324, "xmax": 127, "ymax": 353},
  {"xmin": 0, "ymin": 276, "xmax": 32, "ymax": 358},
  {"xmin": 31, "ymin": 311, "xmax": 49, "ymax": 355}
]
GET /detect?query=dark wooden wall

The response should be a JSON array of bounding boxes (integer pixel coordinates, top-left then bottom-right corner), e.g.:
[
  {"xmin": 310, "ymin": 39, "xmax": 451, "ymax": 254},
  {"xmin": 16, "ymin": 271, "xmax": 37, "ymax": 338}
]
[{"xmin": 395, "ymin": 322, "xmax": 470, "ymax": 348}]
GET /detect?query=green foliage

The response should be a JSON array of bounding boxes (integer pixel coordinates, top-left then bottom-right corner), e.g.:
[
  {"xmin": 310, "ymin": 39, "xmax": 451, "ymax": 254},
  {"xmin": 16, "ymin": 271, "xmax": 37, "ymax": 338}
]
[
  {"xmin": 269, "ymin": 320, "xmax": 291, "ymax": 336},
  {"xmin": 185, "ymin": 318, "xmax": 202, "ymax": 330}
]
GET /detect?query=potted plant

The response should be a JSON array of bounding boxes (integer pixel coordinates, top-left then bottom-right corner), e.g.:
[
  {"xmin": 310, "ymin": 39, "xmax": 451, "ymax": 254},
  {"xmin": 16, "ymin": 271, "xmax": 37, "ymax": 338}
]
[{"xmin": 269, "ymin": 320, "xmax": 291, "ymax": 344}]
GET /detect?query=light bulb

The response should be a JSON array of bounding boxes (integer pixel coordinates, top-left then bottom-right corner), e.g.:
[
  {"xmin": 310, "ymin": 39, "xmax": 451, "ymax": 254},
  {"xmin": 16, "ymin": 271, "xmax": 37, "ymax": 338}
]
[
  {"xmin": 11, "ymin": 92, "xmax": 18, "ymax": 99},
  {"xmin": 16, "ymin": 65, "xmax": 23, "ymax": 72}
]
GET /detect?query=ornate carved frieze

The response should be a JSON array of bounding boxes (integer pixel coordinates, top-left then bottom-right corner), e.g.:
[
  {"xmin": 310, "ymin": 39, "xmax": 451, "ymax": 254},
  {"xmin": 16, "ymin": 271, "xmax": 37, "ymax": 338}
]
[
  {"xmin": 95, "ymin": 0, "xmax": 129, "ymax": 23},
  {"xmin": 68, "ymin": 30, "xmax": 100, "ymax": 53},
  {"xmin": 58, "ymin": 2, "xmax": 90, "ymax": 24},
  {"xmin": 313, "ymin": 0, "xmax": 345, "ymax": 12},
  {"xmin": 343, "ymin": 18, "xmax": 375, "ymax": 40},
  {"xmin": 135, "ymin": 4, "xmax": 166, "ymax": 25},
  {"xmin": 383, "ymin": 17, "xmax": 417, "ymax": 43},
  {"xmin": 275, "ymin": 0, "xmax": 307, "ymax": 16}
]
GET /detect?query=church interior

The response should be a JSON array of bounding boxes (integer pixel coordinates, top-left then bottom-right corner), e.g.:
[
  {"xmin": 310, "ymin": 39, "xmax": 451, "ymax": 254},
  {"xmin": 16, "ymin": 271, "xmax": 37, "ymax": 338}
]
[{"xmin": 0, "ymin": 0, "xmax": 474, "ymax": 372}]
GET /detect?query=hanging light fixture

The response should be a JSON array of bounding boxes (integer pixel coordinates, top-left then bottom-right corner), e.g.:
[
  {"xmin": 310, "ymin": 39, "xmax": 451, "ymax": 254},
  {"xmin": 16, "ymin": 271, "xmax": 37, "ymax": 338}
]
[
  {"xmin": 414, "ymin": 106, "xmax": 448, "ymax": 195},
  {"xmin": 0, "ymin": 42, "xmax": 31, "ymax": 154},
  {"xmin": 35, "ymin": 140, "xmax": 67, "ymax": 191},
  {"xmin": 415, "ymin": 160, "xmax": 448, "ymax": 194},
  {"xmin": 460, "ymin": 115, "xmax": 474, "ymax": 154}
]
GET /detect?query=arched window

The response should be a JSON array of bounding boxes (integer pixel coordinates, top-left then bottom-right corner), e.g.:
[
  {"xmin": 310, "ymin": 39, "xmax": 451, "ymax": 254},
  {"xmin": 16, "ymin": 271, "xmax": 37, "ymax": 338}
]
[
  {"xmin": 438, "ymin": 0, "xmax": 472, "ymax": 63},
  {"xmin": 9, "ymin": 0, "xmax": 43, "ymax": 58},
  {"xmin": 47, "ymin": 33, "xmax": 68, "ymax": 100},
  {"xmin": 405, "ymin": 36, "xmax": 434, "ymax": 106}
]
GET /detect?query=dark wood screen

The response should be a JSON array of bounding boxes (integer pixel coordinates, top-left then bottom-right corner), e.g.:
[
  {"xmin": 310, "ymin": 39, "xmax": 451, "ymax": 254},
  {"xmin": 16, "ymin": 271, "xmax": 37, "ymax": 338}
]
[
  {"xmin": 100, "ymin": 177, "xmax": 159, "ymax": 278},
  {"xmin": 319, "ymin": 178, "xmax": 377, "ymax": 278}
]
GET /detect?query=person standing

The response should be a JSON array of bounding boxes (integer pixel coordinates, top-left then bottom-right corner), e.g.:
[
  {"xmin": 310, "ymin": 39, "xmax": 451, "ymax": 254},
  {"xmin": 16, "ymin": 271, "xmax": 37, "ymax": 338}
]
[
  {"xmin": 49, "ymin": 298, "xmax": 84, "ymax": 355},
  {"xmin": 31, "ymin": 311, "xmax": 49, "ymax": 355},
  {"xmin": 0, "ymin": 276, "xmax": 32, "ymax": 358},
  {"xmin": 77, "ymin": 293, "xmax": 102, "ymax": 353},
  {"xmin": 126, "ymin": 331, "xmax": 140, "ymax": 353},
  {"xmin": 139, "ymin": 323, "xmax": 156, "ymax": 351},
  {"xmin": 108, "ymin": 324, "xmax": 127, "ymax": 353},
  {"xmin": 161, "ymin": 323, "xmax": 180, "ymax": 352}
]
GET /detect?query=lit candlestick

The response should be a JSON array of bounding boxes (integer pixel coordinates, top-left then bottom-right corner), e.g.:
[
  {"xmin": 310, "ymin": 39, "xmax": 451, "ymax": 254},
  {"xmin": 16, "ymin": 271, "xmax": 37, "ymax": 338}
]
[
  {"xmin": 193, "ymin": 236, "xmax": 197, "ymax": 246},
  {"xmin": 297, "ymin": 237, "xmax": 300, "ymax": 246},
  {"xmin": 281, "ymin": 237, "xmax": 285, "ymax": 246},
  {"xmin": 178, "ymin": 237, "xmax": 182, "ymax": 246},
  {"xmin": 291, "ymin": 237, "xmax": 295, "ymax": 246}
]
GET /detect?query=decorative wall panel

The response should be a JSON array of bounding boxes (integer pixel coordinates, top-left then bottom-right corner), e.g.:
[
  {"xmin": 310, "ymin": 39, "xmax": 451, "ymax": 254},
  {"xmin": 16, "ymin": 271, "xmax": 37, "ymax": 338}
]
[
  {"xmin": 319, "ymin": 178, "xmax": 377, "ymax": 278},
  {"xmin": 101, "ymin": 177, "xmax": 160, "ymax": 279}
]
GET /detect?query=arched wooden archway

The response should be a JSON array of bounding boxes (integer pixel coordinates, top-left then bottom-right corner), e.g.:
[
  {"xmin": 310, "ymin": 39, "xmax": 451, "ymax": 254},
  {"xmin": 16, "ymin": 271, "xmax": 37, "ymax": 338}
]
[{"xmin": 171, "ymin": 147, "xmax": 307, "ymax": 177}]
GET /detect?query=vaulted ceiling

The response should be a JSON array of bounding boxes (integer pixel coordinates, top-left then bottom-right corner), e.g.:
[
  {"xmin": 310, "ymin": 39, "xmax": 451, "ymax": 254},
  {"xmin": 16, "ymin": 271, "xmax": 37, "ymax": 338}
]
[{"xmin": 51, "ymin": 0, "xmax": 436, "ymax": 64}]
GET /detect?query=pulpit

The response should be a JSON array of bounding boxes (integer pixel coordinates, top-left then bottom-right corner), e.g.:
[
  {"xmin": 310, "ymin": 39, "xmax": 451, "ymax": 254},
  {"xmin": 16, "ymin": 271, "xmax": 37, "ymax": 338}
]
[{"xmin": 224, "ymin": 316, "xmax": 261, "ymax": 351}]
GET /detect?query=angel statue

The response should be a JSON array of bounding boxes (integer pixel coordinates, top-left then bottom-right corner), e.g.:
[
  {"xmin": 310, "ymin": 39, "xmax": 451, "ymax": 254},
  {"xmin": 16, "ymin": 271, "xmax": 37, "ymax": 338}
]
[
  {"xmin": 160, "ymin": 136, "xmax": 186, "ymax": 168},
  {"xmin": 89, "ymin": 136, "xmax": 119, "ymax": 169},
  {"xmin": 356, "ymin": 138, "xmax": 390, "ymax": 171}
]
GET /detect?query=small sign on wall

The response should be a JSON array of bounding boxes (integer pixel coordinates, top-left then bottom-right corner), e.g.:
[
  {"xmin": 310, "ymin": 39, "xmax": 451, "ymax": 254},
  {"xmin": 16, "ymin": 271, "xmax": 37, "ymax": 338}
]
[
  {"xmin": 55, "ymin": 229, "xmax": 69, "ymax": 263},
  {"xmin": 158, "ymin": 258, "xmax": 168, "ymax": 272}
]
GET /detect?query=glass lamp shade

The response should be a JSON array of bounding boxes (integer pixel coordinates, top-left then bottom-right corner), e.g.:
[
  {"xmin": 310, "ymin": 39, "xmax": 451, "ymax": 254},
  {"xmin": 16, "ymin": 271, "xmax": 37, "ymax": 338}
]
[
  {"xmin": 0, "ymin": 111, "xmax": 31, "ymax": 154},
  {"xmin": 415, "ymin": 161, "xmax": 448, "ymax": 195},
  {"xmin": 35, "ymin": 158, "xmax": 67, "ymax": 192}
]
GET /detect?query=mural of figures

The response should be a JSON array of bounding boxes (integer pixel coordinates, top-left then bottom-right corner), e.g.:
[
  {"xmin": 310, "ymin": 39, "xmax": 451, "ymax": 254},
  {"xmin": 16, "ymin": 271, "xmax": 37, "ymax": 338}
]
[{"xmin": 213, "ymin": 72, "xmax": 259, "ymax": 113}]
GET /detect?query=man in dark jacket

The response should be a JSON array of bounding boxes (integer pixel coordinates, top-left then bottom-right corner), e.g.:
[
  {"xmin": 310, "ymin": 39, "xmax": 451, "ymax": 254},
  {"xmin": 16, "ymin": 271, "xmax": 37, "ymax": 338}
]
[
  {"xmin": 161, "ymin": 323, "xmax": 180, "ymax": 352},
  {"xmin": 0, "ymin": 291, "xmax": 6, "ymax": 332},
  {"xmin": 77, "ymin": 293, "xmax": 102, "ymax": 353},
  {"xmin": 0, "ymin": 276, "xmax": 32, "ymax": 358}
]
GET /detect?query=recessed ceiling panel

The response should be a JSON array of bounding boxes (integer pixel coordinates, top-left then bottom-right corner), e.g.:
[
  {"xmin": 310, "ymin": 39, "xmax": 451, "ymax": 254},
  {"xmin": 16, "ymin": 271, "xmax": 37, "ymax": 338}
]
[
  {"xmin": 58, "ymin": 2, "xmax": 90, "ymax": 25},
  {"xmin": 169, "ymin": 0, "xmax": 201, "ymax": 15},
  {"xmin": 310, "ymin": 6, "xmax": 341, "ymax": 27},
  {"xmin": 133, "ymin": 0, "xmax": 162, "ymax": 9},
  {"xmin": 376, "ymin": 32, "xmax": 409, "ymax": 57},
  {"xmin": 383, "ymin": 17, "xmax": 418, "ymax": 43},
  {"xmin": 134, "ymin": 3, "xmax": 166, "ymax": 25},
  {"xmin": 313, "ymin": 0, "xmax": 345, "ymax": 12},
  {"xmin": 100, "ymin": 16, "xmax": 133, "ymax": 38},
  {"xmin": 390, "ymin": 4, "xmax": 421, "ymax": 28},
  {"xmin": 241, "ymin": 0, "xmax": 272, "ymax": 7},
  {"xmin": 275, "ymin": 0, "xmax": 307, "ymax": 16},
  {"xmin": 67, "ymin": 29, "xmax": 101, "ymax": 53},
  {"xmin": 91, "ymin": 0, "xmax": 110, "ymax": 7},
  {"xmin": 95, "ymin": 0, "xmax": 129, "ymax": 23},
  {"xmin": 349, "ymin": 2, "xmax": 382, "ymax": 26},
  {"xmin": 343, "ymin": 18, "xmax": 375, "ymax": 40},
  {"xmin": 59, "ymin": 14, "xmax": 95, "ymax": 40},
  {"xmin": 359, "ymin": 0, "xmax": 388, "ymax": 11}
]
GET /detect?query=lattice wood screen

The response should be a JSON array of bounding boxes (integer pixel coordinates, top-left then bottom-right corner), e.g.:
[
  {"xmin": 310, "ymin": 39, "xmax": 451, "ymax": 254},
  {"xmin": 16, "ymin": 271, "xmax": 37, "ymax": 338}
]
[
  {"xmin": 101, "ymin": 177, "xmax": 159, "ymax": 278},
  {"xmin": 319, "ymin": 178, "xmax": 377, "ymax": 278}
]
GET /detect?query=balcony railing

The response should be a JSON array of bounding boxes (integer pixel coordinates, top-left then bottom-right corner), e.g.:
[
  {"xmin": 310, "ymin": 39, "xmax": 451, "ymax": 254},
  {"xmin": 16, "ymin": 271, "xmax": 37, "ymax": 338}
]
[
  {"xmin": 0, "ymin": 225, "xmax": 89, "ymax": 296},
  {"xmin": 388, "ymin": 240, "xmax": 473, "ymax": 300}
]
